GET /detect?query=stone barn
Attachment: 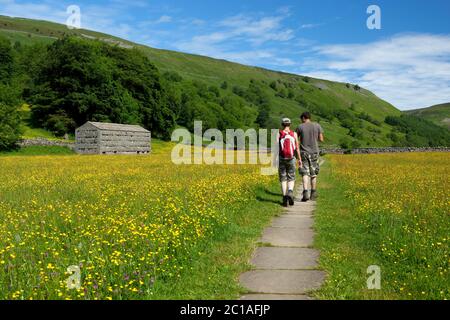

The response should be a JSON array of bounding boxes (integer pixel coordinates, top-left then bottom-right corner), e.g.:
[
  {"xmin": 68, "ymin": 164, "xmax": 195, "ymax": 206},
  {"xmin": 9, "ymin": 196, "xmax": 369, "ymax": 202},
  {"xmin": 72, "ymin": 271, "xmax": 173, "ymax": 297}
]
[{"xmin": 75, "ymin": 122, "xmax": 151, "ymax": 155}]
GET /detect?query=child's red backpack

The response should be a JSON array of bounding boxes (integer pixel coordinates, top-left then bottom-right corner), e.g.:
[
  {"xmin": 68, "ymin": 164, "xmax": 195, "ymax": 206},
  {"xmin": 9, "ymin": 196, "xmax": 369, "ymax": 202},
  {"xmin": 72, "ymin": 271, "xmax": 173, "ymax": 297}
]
[{"xmin": 279, "ymin": 130, "xmax": 296, "ymax": 159}]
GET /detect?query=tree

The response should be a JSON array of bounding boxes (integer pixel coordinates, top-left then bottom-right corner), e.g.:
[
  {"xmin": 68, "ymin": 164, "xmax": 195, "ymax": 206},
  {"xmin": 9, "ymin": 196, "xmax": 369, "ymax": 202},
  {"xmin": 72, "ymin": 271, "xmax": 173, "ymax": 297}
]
[
  {"xmin": 0, "ymin": 102, "xmax": 22, "ymax": 150},
  {"xmin": 256, "ymin": 106, "xmax": 270, "ymax": 128},
  {"xmin": 0, "ymin": 37, "xmax": 22, "ymax": 150},
  {"xmin": 385, "ymin": 115, "xmax": 450, "ymax": 147},
  {"xmin": 27, "ymin": 37, "xmax": 175, "ymax": 138},
  {"xmin": 0, "ymin": 37, "xmax": 14, "ymax": 84}
]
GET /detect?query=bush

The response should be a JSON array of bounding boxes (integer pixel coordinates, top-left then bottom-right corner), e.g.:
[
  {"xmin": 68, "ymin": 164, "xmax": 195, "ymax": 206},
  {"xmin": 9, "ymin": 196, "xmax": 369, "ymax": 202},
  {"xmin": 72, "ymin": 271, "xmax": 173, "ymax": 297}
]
[
  {"xmin": 232, "ymin": 85, "xmax": 246, "ymax": 97},
  {"xmin": 339, "ymin": 137, "xmax": 351, "ymax": 150},
  {"xmin": 208, "ymin": 85, "xmax": 220, "ymax": 98},
  {"xmin": 275, "ymin": 88, "xmax": 287, "ymax": 98},
  {"xmin": 162, "ymin": 71, "xmax": 183, "ymax": 82},
  {"xmin": 269, "ymin": 81, "xmax": 277, "ymax": 91},
  {"xmin": 221, "ymin": 81, "xmax": 228, "ymax": 90},
  {"xmin": 350, "ymin": 140, "xmax": 362, "ymax": 149},
  {"xmin": 45, "ymin": 113, "xmax": 76, "ymax": 137},
  {"xmin": 287, "ymin": 89, "xmax": 295, "ymax": 99},
  {"xmin": 358, "ymin": 112, "xmax": 381, "ymax": 126}
]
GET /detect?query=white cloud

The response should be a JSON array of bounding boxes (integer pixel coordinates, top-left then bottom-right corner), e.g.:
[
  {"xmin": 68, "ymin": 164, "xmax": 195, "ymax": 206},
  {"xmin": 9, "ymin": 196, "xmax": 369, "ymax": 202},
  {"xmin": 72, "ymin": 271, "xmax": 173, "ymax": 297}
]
[
  {"xmin": 0, "ymin": 0, "xmax": 135, "ymax": 38},
  {"xmin": 0, "ymin": 0, "xmax": 66, "ymax": 23},
  {"xmin": 190, "ymin": 18, "xmax": 205, "ymax": 26},
  {"xmin": 110, "ymin": 0, "xmax": 149, "ymax": 8},
  {"xmin": 305, "ymin": 33, "xmax": 450, "ymax": 110},
  {"xmin": 155, "ymin": 15, "xmax": 172, "ymax": 24},
  {"xmin": 218, "ymin": 14, "xmax": 294, "ymax": 45},
  {"xmin": 300, "ymin": 23, "xmax": 322, "ymax": 29},
  {"xmin": 174, "ymin": 9, "xmax": 296, "ymax": 66}
]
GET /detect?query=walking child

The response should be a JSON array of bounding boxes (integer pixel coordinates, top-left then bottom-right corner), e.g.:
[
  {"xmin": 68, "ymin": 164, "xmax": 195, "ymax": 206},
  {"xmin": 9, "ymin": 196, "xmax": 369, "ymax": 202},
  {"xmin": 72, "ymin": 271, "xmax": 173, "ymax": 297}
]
[{"xmin": 278, "ymin": 118, "xmax": 302, "ymax": 207}]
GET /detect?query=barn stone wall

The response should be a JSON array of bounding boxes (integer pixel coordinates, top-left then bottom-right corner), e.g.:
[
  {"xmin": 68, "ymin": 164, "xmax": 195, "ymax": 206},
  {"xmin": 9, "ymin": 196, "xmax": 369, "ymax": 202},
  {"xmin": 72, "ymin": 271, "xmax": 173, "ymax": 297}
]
[
  {"xmin": 99, "ymin": 130, "xmax": 151, "ymax": 154},
  {"xmin": 75, "ymin": 128, "xmax": 100, "ymax": 154}
]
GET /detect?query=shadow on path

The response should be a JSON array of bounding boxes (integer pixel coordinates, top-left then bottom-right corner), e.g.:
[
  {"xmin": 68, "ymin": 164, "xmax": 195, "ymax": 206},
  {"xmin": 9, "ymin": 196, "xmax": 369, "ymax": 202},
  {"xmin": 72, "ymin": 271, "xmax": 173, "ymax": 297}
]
[{"xmin": 256, "ymin": 188, "xmax": 283, "ymax": 206}]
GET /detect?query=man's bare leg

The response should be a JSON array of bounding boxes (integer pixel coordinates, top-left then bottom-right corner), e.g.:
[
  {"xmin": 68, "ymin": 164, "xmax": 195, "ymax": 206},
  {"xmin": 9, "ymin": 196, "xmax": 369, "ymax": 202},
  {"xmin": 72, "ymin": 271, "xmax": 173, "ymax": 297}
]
[
  {"xmin": 302, "ymin": 175, "xmax": 310, "ymax": 201},
  {"xmin": 287, "ymin": 180, "xmax": 295, "ymax": 205},
  {"xmin": 310, "ymin": 176, "xmax": 318, "ymax": 200},
  {"xmin": 311, "ymin": 176, "xmax": 317, "ymax": 190},
  {"xmin": 302, "ymin": 175, "xmax": 310, "ymax": 192}
]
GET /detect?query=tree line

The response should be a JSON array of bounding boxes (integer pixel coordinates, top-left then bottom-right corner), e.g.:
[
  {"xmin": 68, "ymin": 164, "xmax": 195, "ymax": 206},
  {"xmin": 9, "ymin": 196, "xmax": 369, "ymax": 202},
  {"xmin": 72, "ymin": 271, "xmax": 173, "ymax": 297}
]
[
  {"xmin": 0, "ymin": 34, "xmax": 449, "ymax": 151},
  {"xmin": 0, "ymin": 35, "xmax": 265, "ymax": 150}
]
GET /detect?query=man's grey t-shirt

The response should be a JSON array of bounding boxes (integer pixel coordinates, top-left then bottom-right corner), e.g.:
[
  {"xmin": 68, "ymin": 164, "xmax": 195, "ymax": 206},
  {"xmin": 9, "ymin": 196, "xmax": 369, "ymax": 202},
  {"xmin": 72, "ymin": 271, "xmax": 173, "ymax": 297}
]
[{"xmin": 296, "ymin": 122, "xmax": 323, "ymax": 154}]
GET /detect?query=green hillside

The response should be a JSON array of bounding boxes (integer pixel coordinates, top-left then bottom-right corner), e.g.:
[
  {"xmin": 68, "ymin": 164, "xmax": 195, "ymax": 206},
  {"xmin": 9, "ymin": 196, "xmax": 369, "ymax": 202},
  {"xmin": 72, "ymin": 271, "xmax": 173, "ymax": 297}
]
[
  {"xmin": 406, "ymin": 103, "xmax": 450, "ymax": 129},
  {"xmin": 1, "ymin": 15, "xmax": 446, "ymax": 148}
]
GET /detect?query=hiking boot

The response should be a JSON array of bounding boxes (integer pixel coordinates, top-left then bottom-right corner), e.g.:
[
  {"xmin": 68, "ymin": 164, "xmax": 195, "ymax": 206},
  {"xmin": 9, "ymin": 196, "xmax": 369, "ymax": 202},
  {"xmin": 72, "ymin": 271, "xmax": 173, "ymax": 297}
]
[
  {"xmin": 282, "ymin": 196, "xmax": 289, "ymax": 207},
  {"xmin": 310, "ymin": 190, "xmax": 318, "ymax": 201},
  {"xmin": 287, "ymin": 190, "xmax": 295, "ymax": 206},
  {"xmin": 302, "ymin": 190, "xmax": 310, "ymax": 202}
]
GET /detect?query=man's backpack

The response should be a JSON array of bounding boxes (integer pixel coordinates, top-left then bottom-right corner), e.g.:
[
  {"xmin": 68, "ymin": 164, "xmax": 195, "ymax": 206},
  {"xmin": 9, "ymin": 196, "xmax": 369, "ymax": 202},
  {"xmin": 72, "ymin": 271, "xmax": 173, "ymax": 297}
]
[{"xmin": 279, "ymin": 130, "xmax": 296, "ymax": 159}]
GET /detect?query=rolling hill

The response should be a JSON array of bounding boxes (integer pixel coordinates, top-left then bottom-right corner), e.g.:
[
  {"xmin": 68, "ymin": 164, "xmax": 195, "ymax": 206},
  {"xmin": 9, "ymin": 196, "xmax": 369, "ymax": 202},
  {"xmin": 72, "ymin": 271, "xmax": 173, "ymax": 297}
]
[
  {"xmin": 406, "ymin": 103, "xmax": 450, "ymax": 129},
  {"xmin": 0, "ymin": 15, "xmax": 437, "ymax": 148}
]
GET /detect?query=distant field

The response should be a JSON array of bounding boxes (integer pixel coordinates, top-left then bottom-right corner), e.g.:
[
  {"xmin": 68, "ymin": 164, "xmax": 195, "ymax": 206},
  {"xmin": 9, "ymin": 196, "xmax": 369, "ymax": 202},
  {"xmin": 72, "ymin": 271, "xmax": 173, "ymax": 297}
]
[
  {"xmin": 315, "ymin": 153, "xmax": 449, "ymax": 299},
  {"xmin": 0, "ymin": 143, "xmax": 282, "ymax": 300},
  {"xmin": 0, "ymin": 145, "xmax": 74, "ymax": 156}
]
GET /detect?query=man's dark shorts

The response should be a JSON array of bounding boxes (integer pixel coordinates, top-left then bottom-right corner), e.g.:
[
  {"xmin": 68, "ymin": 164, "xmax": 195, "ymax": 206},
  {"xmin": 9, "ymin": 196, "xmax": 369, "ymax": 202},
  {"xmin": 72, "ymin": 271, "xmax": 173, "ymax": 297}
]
[{"xmin": 300, "ymin": 152, "xmax": 320, "ymax": 177}]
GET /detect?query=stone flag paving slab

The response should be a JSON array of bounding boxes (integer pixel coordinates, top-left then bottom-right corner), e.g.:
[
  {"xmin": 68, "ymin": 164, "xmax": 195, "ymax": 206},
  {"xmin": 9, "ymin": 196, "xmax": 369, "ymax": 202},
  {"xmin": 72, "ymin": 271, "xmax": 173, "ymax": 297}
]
[
  {"xmin": 260, "ymin": 227, "xmax": 314, "ymax": 247},
  {"xmin": 239, "ymin": 270, "xmax": 325, "ymax": 294},
  {"xmin": 271, "ymin": 216, "xmax": 314, "ymax": 229},
  {"xmin": 285, "ymin": 206, "xmax": 315, "ymax": 216},
  {"xmin": 239, "ymin": 185, "xmax": 326, "ymax": 300},
  {"xmin": 251, "ymin": 247, "xmax": 319, "ymax": 270},
  {"xmin": 240, "ymin": 294, "xmax": 312, "ymax": 301}
]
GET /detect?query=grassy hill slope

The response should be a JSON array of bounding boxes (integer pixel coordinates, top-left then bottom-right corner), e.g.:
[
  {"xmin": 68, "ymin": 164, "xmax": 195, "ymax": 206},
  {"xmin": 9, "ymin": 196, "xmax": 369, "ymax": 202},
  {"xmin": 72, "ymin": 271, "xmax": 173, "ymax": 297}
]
[
  {"xmin": 406, "ymin": 103, "xmax": 450, "ymax": 129},
  {"xmin": 0, "ymin": 15, "xmax": 405, "ymax": 147}
]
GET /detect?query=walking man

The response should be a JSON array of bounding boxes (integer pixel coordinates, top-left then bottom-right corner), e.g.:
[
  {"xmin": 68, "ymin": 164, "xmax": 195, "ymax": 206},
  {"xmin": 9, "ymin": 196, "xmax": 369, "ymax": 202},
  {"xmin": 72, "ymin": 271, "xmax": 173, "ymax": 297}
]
[
  {"xmin": 296, "ymin": 112, "xmax": 324, "ymax": 202},
  {"xmin": 278, "ymin": 118, "xmax": 302, "ymax": 207}
]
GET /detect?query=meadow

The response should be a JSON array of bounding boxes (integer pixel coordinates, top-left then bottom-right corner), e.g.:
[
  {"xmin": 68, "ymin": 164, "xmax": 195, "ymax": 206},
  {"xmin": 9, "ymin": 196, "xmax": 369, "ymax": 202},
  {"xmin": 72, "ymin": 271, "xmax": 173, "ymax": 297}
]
[
  {"xmin": 0, "ymin": 144, "xmax": 282, "ymax": 300},
  {"xmin": 1, "ymin": 145, "xmax": 449, "ymax": 300},
  {"xmin": 315, "ymin": 153, "xmax": 449, "ymax": 300}
]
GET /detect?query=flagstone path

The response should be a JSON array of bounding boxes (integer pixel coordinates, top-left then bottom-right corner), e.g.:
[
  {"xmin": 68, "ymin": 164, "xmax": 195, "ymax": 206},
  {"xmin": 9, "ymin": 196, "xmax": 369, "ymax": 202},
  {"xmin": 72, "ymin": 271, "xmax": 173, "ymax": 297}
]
[{"xmin": 239, "ymin": 187, "xmax": 326, "ymax": 300}]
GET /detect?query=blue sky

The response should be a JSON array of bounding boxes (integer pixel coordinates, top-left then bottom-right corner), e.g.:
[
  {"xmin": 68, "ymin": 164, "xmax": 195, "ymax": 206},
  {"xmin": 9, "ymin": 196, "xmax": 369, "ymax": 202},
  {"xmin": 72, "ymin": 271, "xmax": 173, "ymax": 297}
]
[{"xmin": 1, "ymin": 0, "xmax": 450, "ymax": 110}]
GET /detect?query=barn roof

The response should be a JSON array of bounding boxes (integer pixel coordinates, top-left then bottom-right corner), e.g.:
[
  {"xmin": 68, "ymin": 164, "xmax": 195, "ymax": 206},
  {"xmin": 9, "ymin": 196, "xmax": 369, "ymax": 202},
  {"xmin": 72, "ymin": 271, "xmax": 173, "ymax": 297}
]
[{"xmin": 82, "ymin": 122, "xmax": 150, "ymax": 133}]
